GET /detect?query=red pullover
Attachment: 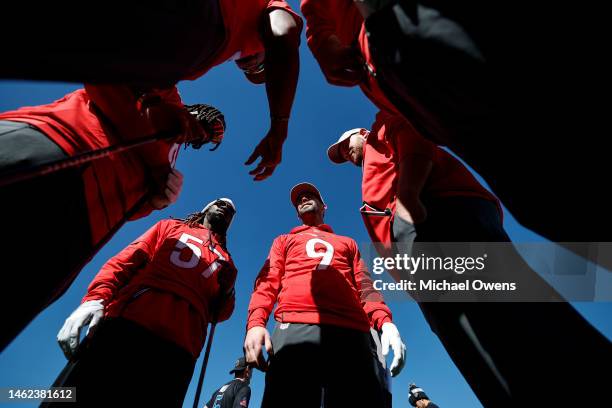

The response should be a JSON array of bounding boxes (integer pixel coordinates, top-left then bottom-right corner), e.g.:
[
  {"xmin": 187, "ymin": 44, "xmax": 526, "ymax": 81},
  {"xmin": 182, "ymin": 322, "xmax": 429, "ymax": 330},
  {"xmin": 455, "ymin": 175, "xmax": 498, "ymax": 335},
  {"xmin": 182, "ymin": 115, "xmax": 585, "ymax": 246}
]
[
  {"xmin": 247, "ymin": 224, "xmax": 392, "ymax": 333},
  {"xmin": 82, "ymin": 219, "xmax": 236, "ymax": 358}
]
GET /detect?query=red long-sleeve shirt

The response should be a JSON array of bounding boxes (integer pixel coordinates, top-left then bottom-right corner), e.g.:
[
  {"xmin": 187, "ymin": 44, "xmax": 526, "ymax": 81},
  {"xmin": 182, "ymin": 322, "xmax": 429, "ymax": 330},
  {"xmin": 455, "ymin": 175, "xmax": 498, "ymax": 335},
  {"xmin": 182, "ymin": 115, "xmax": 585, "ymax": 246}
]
[
  {"xmin": 247, "ymin": 224, "xmax": 392, "ymax": 333},
  {"xmin": 362, "ymin": 111, "xmax": 502, "ymax": 248},
  {"xmin": 82, "ymin": 219, "xmax": 237, "ymax": 358},
  {"xmin": 0, "ymin": 85, "xmax": 182, "ymax": 246},
  {"xmin": 185, "ymin": 0, "xmax": 303, "ymax": 79}
]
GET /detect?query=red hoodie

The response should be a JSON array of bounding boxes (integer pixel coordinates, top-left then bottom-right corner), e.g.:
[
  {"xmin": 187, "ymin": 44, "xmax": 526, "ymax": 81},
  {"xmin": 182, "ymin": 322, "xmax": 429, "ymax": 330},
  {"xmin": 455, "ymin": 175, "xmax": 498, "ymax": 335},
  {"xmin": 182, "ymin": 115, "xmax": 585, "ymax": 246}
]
[
  {"xmin": 247, "ymin": 224, "xmax": 392, "ymax": 333},
  {"xmin": 82, "ymin": 219, "xmax": 236, "ymax": 358}
]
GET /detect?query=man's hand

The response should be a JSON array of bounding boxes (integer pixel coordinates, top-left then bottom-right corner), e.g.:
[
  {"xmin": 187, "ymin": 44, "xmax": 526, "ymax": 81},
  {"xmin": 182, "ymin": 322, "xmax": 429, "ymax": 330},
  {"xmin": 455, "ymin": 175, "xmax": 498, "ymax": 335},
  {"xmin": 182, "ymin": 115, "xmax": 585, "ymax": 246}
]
[
  {"xmin": 318, "ymin": 36, "xmax": 366, "ymax": 87},
  {"xmin": 150, "ymin": 168, "xmax": 183, "ymax": 209},
  {"xmin": 381, "ymin": 322, "xmax": 406, "ymax": 377},
  {"xmin": 245, "ymin": 121, "xmax": 287, "ymax": 181},
  {"xmin": 57, "ymin": 300, "xmax": 104, "ymax": 360},
  {"xmin": 244, "ymin": 326, "xmax": 273, "ymax": 371}
]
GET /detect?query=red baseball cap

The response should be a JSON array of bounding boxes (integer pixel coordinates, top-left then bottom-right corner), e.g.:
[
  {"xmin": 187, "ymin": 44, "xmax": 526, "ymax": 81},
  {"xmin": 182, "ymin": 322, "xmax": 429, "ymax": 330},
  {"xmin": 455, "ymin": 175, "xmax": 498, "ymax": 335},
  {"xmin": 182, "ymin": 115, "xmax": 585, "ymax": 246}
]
[{"xmin": 290, "ymin": 182, "xmax": 326, "ymax": 207}]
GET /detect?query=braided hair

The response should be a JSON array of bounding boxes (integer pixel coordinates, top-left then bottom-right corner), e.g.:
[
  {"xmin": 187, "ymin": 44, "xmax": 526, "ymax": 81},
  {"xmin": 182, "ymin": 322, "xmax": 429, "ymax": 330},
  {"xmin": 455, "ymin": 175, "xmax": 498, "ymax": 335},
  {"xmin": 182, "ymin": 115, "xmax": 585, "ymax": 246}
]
[
  {"xmin": 184, "ymin": 104, "xmax": 226, "ymax": 151},
  {"xmin": 180, "ymin": 210, "xmax": 228, "ymax": 248}
]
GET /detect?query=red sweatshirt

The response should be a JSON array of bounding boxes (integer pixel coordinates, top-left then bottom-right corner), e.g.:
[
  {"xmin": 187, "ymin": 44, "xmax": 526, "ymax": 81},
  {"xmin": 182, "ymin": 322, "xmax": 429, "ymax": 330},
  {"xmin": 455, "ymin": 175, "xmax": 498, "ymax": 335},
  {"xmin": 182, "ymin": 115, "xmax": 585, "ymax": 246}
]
[
  {"xmin": 362, "ymin": 111, "xmax": 502, "ymax": 249},
  {"xmin": 0, "ymin": 85, "xmax": 182, "ymax": 246},
  {"xmin": 82, "ymin": 219, "xmax": 237, "ymax": 358},
  {"xmin": 247, "ymin": 224, "xmax": 392, "ymax": 333},
  {"xmin": 185, "ymin": 0, "xmax": 303, "ymax": 79},
  {"xmin": 301, "ymin": 0, "xmax": 398, "ymax": 114},
  {"xmin": 301, "ymin": 0, "xmax": 501, "ymax": 248}
]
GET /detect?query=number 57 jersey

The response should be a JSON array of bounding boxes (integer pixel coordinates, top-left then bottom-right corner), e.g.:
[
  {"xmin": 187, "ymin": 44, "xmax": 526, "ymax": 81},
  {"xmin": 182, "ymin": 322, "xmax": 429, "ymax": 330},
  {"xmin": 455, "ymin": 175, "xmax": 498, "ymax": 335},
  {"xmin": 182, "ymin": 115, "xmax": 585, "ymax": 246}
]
[
  {"xmin": 82, "ymin": 219, "xmax": 237, "ymax": 358},
  {"xmin": 247, "ymin": 224, "xmax": 392, "ymax": 333}
]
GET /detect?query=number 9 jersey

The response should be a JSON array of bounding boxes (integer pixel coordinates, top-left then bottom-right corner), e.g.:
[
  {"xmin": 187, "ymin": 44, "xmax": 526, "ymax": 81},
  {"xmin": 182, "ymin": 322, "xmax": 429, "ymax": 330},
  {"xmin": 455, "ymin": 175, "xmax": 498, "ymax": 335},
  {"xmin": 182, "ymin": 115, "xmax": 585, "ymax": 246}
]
[
  {"xmin": 82, "ymin": 219, "xmax": 237, "ymax": 358},
  {"xmin": 247, "ymin": 224, "xmax": 392, "ymax": 333}
]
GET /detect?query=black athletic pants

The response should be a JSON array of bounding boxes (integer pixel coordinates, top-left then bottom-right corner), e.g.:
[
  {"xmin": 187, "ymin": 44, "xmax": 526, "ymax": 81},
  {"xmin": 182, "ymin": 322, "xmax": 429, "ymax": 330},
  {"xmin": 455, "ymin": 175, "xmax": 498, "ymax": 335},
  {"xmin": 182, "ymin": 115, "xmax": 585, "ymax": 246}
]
[
  {"xmin": 0, "ymin": 121, "xmax": 93, "ymax": 352},
  {"xmin": 364, "ymin": 1, "xmax": 612, "ymax": 252},
  {"xmin": 262, "ymin": 323, "xmax": 387, "ymax": 408},
  {"xmin": 395, "ymin": 196, "xmax": 612, "ymax": 407},
  {"xmin": 1, "ymin": 0, "xmax": 226, "ymax": 87},
  {"xmin": 43, "ymin": 318, "xmax": 196, "ymax": 407}
]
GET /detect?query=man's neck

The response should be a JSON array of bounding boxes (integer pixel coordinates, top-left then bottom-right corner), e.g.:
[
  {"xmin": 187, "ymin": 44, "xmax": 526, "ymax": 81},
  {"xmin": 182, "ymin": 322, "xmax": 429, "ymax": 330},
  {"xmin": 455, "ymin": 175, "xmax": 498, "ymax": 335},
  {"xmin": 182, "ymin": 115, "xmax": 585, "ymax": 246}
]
[{"xmin": 301, "ymin": 215, "xmax": 324, "ymax": 226}]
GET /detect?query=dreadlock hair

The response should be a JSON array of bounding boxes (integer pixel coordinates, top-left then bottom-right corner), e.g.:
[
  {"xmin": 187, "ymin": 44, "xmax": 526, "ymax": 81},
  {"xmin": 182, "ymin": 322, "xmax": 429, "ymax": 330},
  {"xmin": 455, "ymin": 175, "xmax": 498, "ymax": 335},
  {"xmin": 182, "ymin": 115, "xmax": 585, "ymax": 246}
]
[
  {"xmin": 183, "ymin": 211, "xmax": 206, "ymax": 228},
  {"xmin": 184, "ymin": 104, "xmax": 226, "ymax": 151},
  {"xmin": 180, "ymin": 210, "xmax": 228, "ymax": 248}
]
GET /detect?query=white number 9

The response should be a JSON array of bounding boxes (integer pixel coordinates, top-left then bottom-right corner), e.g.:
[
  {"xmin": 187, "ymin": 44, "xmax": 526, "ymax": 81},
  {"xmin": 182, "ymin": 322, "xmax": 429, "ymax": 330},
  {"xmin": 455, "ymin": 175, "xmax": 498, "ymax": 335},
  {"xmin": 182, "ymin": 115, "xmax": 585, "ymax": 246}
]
[{"xmin": 306, "ymin": 238, "xmax": 334, "ymax": 270}]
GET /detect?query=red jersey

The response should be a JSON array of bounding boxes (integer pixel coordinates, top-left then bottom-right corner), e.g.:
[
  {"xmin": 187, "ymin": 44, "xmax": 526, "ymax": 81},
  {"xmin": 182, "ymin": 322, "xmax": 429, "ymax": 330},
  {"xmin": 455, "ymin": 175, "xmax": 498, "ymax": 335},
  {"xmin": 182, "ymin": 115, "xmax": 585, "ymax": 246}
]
[
  {"xmin": 247, "ymin": 224, "xmax": 392, "ymax": 333},
  {"xmin": 82, "ymin": 219, "xmax": 237, "ymax": 358},
  {"xmin": 185, "ymin": 0, "xmax": 303, "ymax": 80},
  {"xmin": 362, "ymin": 111, "xmax": 501, "ymax": 248},
  {"xmin": 301, "ymin": 0, "xmax": 397, "ymax": 113},
  {"xmin": 0, "ymin": 86, "xmax": 182, "ymax": 246}
]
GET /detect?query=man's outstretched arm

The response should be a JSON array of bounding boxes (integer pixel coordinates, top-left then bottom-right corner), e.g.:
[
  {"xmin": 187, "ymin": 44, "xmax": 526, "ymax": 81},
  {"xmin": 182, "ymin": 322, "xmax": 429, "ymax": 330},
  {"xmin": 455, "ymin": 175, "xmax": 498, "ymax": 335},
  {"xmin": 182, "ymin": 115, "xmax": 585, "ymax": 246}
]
[{"xmin": 245, "ymin": 8, "xmax": 302, "ymax": 181}]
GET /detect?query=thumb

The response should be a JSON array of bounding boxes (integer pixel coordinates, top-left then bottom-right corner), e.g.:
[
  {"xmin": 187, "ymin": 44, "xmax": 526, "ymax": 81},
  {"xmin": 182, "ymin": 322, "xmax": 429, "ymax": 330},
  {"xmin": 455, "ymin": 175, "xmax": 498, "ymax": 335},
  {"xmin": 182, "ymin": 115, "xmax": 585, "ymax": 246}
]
[{"xmin": 86, "ymin": 312, "xmax": 103, "ymax": 337}]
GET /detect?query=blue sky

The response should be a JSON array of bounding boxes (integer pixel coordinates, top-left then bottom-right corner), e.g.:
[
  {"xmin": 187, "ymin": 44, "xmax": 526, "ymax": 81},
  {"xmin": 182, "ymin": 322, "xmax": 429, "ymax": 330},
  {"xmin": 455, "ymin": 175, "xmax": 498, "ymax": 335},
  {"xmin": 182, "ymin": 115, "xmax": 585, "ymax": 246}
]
[{"xmin": 1, "ymin": 2, "xmax": 610, "ymax": 406}]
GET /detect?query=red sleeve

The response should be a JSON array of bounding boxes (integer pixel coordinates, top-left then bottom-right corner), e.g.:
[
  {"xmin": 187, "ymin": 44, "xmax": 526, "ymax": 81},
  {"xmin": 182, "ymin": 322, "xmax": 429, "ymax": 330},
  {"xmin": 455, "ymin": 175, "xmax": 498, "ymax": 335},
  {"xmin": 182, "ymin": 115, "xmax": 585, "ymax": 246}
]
[
  {"xmin": 351, "ymin": 240, "xmax": 393, "ymax": 330},
  {"xmin": 84, "ymin": 84, "xmax": 184, "ymax": 141},
  {"xmin": 128, "ymin": 201, "xmax": 155, "ymax": 221},
  {"xmin": 246, "ymin": 236, "xmax": 287, "ymax": 330},
  {"xmin": 215, "ymin": 260, "xmax": 238, "ymax": 323},
  {"xmin": 388, "ymin": 115, "xmax": 436, "ymax": 163},
  {"xmin": 301, "ymin": 0, "xmax": 337, "ymax": 54},
  {"xmin": 82, "ymin": 221, "xmax": 163, "ymax": 304},
  {"xmin": 301, "ymin": 0, "xmax": 362, "ymax": 59}
]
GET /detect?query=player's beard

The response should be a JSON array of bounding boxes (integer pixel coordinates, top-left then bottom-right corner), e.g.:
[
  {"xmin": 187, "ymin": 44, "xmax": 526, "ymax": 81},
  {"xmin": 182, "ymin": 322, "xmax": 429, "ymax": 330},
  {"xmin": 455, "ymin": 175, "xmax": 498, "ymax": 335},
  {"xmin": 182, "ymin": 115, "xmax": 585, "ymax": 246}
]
[{"xmin": 205, "ymin": 211, "xmax": 230, "ymax": 235}]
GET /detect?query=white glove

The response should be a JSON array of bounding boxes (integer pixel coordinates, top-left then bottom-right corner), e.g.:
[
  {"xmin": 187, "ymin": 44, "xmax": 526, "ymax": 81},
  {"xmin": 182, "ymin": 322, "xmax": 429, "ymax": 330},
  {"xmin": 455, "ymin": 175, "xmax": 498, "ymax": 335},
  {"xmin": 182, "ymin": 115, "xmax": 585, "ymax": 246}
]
[
  {"xmin": 57, "ymin": 300, "xmax": 104, "ymax": 360},
  {"xmin": 381, "ymin": 322, "xmax": 406, "ymax": 377}
]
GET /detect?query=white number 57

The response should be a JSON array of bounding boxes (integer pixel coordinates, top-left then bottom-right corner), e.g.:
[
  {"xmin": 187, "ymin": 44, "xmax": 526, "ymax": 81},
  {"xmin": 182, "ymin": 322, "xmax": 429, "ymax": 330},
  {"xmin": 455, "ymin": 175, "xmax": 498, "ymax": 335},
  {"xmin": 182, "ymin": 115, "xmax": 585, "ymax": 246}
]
[{"xmin": 170, "ymin": 233, "xmax": 203, "ymax": 269}]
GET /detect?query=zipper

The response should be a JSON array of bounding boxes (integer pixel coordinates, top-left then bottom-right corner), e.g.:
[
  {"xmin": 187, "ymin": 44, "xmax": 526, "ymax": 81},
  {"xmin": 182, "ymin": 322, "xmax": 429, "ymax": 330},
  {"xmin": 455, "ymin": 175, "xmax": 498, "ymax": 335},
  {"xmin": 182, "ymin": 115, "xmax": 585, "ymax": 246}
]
[{"xmin": 360, "ymin": 201, "xmax": 392, "ymax": 216}]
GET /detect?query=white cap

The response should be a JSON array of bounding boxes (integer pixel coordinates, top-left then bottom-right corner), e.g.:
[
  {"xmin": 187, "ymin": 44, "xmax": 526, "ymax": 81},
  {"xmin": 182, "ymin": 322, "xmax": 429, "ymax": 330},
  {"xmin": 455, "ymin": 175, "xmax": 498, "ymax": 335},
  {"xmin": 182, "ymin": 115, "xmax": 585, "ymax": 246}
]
[
  {"xmin": 290, "ymin": 182, "xmax": 325, "ymax": 207},
  {"xmin": 200, "ymin": 198, "xmax": 236, "ymax": 229},
  {"xmin": 327, "ymin": 128, "xmax": 368, "ymax": 164},
  {"xmin": 201, "ymin": 197, "xmax": 236, "ymax": 214}
]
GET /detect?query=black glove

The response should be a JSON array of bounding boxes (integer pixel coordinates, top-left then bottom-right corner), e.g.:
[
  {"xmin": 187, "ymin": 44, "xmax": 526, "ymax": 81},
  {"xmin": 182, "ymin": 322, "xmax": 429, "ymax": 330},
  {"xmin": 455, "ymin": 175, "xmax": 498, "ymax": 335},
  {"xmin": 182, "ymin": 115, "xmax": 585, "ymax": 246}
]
[{"xmin": 409, "ymin": 383, "xmax": 430, "ymax": 407}]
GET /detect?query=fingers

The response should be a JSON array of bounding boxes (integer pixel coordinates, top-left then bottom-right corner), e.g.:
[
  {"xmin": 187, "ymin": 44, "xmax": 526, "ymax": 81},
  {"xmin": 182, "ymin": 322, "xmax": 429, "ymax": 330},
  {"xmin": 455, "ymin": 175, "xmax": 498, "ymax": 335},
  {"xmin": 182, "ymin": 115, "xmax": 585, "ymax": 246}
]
[
  {"xmin": 86, "ymin": 311, "xmax": 103, "ymax": 337},
  {"xmin": 254, "ymin": 166, "xmax": 276, "ymax": 181},
  {"xmin": 248, "ymin": 162, "xmax": 266, "ymax": 176},
  {"xmin": 264, "ymin": 330, "xmax": 273, "ymax": 355},
  {"xmin": 390, "ymin": 339, "xmax": 407, "ymax": 377},
  {"xmin": 164, "ymin": 169, "xmax": 183, "ymax": 203},
  {"xmin": 57, "ymin": 320, "xmax": 74, "ymax": 360},
  {"xmin": 244, "ymin": 149, "xmax": 260, "ymax": 166},
  {"xmin": 245, "ymin": 156, "xmax": 278, "ymax": 181},
  {"xmin": 151, "ymin": 169, "xmax": 184, "ymax": 209},
  {"xmin": 244, "ymin": 328, "xmax": 272, "ymax": 371},
  {"xmin": 381, "ymin": 332, "xmax": 390, "ymax": 357}
]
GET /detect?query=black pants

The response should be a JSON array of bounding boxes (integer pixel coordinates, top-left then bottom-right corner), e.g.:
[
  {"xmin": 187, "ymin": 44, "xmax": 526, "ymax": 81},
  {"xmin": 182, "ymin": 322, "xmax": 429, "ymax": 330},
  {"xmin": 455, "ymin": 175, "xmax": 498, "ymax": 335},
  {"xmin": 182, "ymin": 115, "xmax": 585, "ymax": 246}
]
[
  {"xmin": 1, "ymin": 0, "xmax": 225, "ymax": 87},
  {"xmin": 0, "ymin": 121, "xmax": 93, "ymax": 351},
  {"xmin": 400, "ymin": 196, "xmax": 612, "ymax": 407},
  {"xmin": 262, "ymin": 323, "xmax": 386, "ymax": 408},
  {"xmin": 365, "ymin": 1, "xmax": 611, "ymax": 252},
  {"xmin": 43, "ymin": 318, "xmax": 196, "ymax": 407}
]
